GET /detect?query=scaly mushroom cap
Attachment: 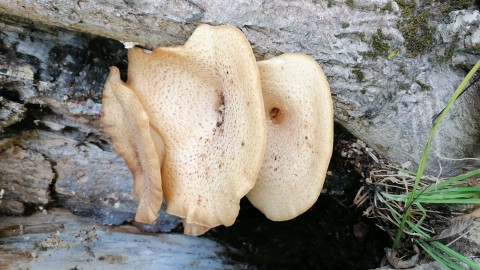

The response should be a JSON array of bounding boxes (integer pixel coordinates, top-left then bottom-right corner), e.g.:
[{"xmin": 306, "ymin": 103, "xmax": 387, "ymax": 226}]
[
  {"xmin": 125, "ymin": 24, "xmax": 266, "ymax": 233},
  {"xmin": 101, "ymin": 67, "xmax": 164, "ymax": 224},
  {"xmin": 247, "ymin": 54, "xmax": 334, "ymax": 221}
]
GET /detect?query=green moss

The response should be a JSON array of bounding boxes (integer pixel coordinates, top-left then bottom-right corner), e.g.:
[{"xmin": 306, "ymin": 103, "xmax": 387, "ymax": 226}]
[
  {"xmin": 439, "ymin": 0, "xmax": 472, "ymax": 14},
  {"xmin": 335, "ymin": 32, "xmax": 366, "ymax": 42},
  {"xmin": 352, "ymin": 68, "xmax": 365, "ymax": 82},
  {"xmin": 360, "ymin": 29, "xmax": 391, "ymax": 58},
  {"xmin": 346, "ymin": 0, "xmax": 355, "ymax": 8},
  {"xmin": 449, "ymin": 0, "xmax": 472, "ymax": 9},
  {"xmin": 416, "ymin": 80, "xmax": 431, "ymax": 91},
  {"xmin": 395, "ymin": 1, "xmax": 435, "ymax": 56},
  {"xmin": 444, "ymin": 47, "xmax": 456, "ymax": 60},
  {"xmin": 327, "ymin": 0, "xmax": 334, "ymax": 7},
  {"xmin": 357, "ymin": 32, "xmax": 366, "ymax": 42},
  {"xmin": 371, "ymin": 29, "xmax": 391, "ymax": 54},
  {"xmin": 464, "ymin": 46, "xmax": 480, "ymax": 55},
  {"xmin": 381, "ymin": 1, "xmax": 393, "ymax": 13},
  {"xmin": 341, "ymin": 22, "xmax": 350, "ymax": 29},
  {"xmin": 403, "ymin": 13, "xmax": 434, "ymax": 56},
  {"xmin": 438, "ymin": 46, "xmax": 456, "ymax": 62},
  {"xmin": 396, "ymin": 0, "xmax": 416, "ymax": 17},
  {"xmin": 399, "ymin": 83, "xmax": 410, "ymax": 90}
]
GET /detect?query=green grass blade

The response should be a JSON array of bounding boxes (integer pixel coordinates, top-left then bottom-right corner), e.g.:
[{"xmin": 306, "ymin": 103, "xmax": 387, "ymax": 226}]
[
  {"xmin": 415, "ymin": 203, "xmax": 427, "ymax": 228},
  {"xmin": 392, "ymin": 167, "xmax": 423, "ymax": 176},
  {"xmin": 382, "ymin": 184, "xmax": 480, "ymax": 204},
  {"xmin": 410, "ymin": 224, "xmax": 479, "ymax": 269},
  {"xmin": 416, "ymin": 192, "xmax": 480, "ymax": 199},
  {"xmin": 405, "ymin": 219, "xmax": 430, "ymax": 238},
  {"xmin": 422, "ymin": 186, "xmax": 480, "ymax": 194},
  {"xmin": 425, "ymin": 168, "xmax": 480, "ymax": 191},
  {"xmin": 416, "ymin": 240, "xmax": 461, "ymax": 270},
  {"xmin": 400, "ymin": 207, "xmax": 480, "ymax": 268},
  {"xmin": 415, "ymin": 199, "xmax": 480, "ymax": 204},
  {"xmin": 384, "ymin": 201, "xmax": 402, "ymax": 225},
  {"xmin": 431, "ymin": 241, "xmax": 480, "ymax": 270},
  {"xmin": 417, "ymin": 193, "xmax": 480, "ymax": 200},
  {"xmin": 381, "ymin": 193, "xmax": 480, "ymax": 204},
  {"xmin": 383, "ymin": 193, "xmax": 479, "ymax": 200},
  {"xmin": 392, "ymin": 60, "xmax": 480, "ymax": 249}
]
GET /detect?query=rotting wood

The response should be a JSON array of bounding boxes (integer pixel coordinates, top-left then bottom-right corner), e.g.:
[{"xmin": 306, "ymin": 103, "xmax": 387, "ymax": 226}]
[
  {"xmin": 1, "ymin": 0, "xmax": 479, "ymax": 175},
  {"xmin": 0, "ymin": 142, "xmax": 54, "ymax": 213},
  {"xmin": 0, "ymin": 208, "xmax": 245, "ymax": 270}
]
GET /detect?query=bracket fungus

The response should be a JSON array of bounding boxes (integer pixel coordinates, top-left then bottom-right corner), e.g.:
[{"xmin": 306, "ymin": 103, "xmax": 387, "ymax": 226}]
[
  {"xmin": 102, "ymin": 67, "xmax": 164, "ymax": 224},
  {"xmin": 101, "ymin": 24, "xmax": 333, "ymax": 235},
  {"xmin": 101, "ymin": 24, "xmax": 267, "ymax": 235},
  {"xmin": 247, "ymin": 54, "xmax": 334, "ymax": 221}
]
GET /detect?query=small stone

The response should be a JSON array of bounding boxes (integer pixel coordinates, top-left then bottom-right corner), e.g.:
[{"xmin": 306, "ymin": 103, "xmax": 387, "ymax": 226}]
[{"xmin": 401, "ymin": 161, "xmax": 412, "ymax": 169}]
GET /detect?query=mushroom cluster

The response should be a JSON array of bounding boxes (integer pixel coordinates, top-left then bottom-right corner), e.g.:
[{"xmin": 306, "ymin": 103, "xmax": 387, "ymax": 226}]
[{"xmin": 101, "ymin": 24, "xmax": 333, "ymax": 236}]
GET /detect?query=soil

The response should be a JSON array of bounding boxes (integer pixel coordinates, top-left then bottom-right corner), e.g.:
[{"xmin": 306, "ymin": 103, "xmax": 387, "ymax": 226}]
[{"xmin": 204, "ymin": 125, "xmax": 391, "ymax": 269}]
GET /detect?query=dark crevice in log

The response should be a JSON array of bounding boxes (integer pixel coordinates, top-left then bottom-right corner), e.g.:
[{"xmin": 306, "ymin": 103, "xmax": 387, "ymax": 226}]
[
  {"xmin": 0, "ymin": 83, "xmax": 22, "ymax": 103},
  {"xmin": 14, "ymin": 202, "xmax": 36, "ymax": 216},
  {"xmin": 84, "ymin": 37, "xmax": 129, "ymax": 83},
  {"xmin": 84, "ymin": 133, "xmax": 110, "ymax": 151},
  {"xmin": 0, "ymin": 13, "xmax": 128, "ymax": 105},
  {"xmin": 44, "ymin": 158, "xmax": 60, "ymax": 209},
  {"xmin": 3, "ymin": 104, "xmax": 53, "ymax": 133}
]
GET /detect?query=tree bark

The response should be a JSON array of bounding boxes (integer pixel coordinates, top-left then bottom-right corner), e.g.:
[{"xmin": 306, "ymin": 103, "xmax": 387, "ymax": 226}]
[
  {"xmin": 1, "ymin": 0, "xmax": 479, "ymax": 173},
  {"xmin": 0, "ymin": 209, "xmax": 244, "ymax": 269},
  {"xmin": 0, "ymin": 0, "xmax": 478, "ymax": 218},
  {"xmin": 0, "ymin": 0, "xmax": 479, "ymax": 226},
  {"xmin": 0, "ymin": 1, "xmax": 479, "ymax": 268}
]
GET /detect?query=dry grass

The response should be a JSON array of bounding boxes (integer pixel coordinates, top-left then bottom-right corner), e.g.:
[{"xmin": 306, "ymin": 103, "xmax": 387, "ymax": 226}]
[{"xmin": 354, "ymin": 164, "xmax": 475, "ymax": 237}]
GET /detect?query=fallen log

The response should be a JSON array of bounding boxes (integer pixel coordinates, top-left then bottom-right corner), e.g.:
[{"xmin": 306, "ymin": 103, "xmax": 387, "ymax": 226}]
[{"xmin": 0, "ymin": 208, "xmax": 246, "ymax": 270}]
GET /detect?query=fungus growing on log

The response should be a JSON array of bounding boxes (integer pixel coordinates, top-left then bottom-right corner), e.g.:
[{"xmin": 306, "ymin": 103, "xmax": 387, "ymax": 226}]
[
  {"xmin": 102, "ymin": 24, "xmax": 267, "ymax": 235},
  {"xmin": 102, "ymin": 24, "xmax": 333, "ymax": 235},
  {"xmin": 247, "ymin": 54, "xmax": 334, "ymax": 221},
  {"xmin": 101, "ymin": 67, "xmax": 164, "ymax": 224}
]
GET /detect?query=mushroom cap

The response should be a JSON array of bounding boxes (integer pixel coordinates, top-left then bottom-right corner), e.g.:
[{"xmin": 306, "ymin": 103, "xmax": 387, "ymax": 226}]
[
  {"xmin": 125, "ymin": 24, "xmax": 266, "ymax": 232},
  {"xmin": 247, "ymin": 54, "xmax": 334, "ymax": 221},
  {"xmin": 101, "ymin": 67, "xmax": 164, "ymax": 224},
  {"xmin": 183, "ymin": 222, "xmax": 211, "ymax": 237}
]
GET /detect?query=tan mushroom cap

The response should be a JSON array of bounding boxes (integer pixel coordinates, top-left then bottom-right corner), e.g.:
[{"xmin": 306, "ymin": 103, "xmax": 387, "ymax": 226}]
[
  {"xmin": 101, "ymin": 67, "xmax": 164, "ymax": 224},
  {"xmin": 247, "ymin": 54, "xmax": 334, "ymax": 221},
  {"xmin": 125, "ymin": 24, "xmax": 266, "ymax": 233},
  {"xmin": 183, "ymin": 222, "xmax": 211, "ymax": 237}
]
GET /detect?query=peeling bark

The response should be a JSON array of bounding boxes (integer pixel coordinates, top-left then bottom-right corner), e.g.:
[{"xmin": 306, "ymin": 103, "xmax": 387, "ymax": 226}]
[
  {"xmin": 0, "ymin": 209, "xmax": 244, "ymax": 270},
  {"xmin": 1, "ymin": 1, "xmax": 479, "ymax": 176},
  {"xmin": 0, "ymin": 15, "xmax": 134, "ymax": 219},
  {"xmin": 0, "ymin": 2, "xmax": 479, "ymax": 267},
  {"xmin": 0, "ymin": 97, "xmax": 25, "ymax": 131},
  {"xmin": 0, "ymin": 141, "xmax": 54, "ymax": 211},
  {"xmin": 0, "ymin": 0, "xmax": 479, "ymax": 238}
]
